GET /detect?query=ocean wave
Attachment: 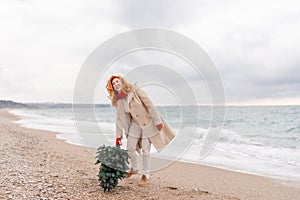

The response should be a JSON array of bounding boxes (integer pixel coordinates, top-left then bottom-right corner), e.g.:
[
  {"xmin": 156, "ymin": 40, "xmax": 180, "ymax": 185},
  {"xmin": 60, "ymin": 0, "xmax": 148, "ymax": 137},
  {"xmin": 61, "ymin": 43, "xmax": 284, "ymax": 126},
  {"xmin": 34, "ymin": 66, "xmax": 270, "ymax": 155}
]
[
  {"xmin": 285, "ymin": 126, "xmax": 300, "ymax": 133},
  {"xmin": 10, "ymin": 106, "xmax": 300, "ymax": 180}
]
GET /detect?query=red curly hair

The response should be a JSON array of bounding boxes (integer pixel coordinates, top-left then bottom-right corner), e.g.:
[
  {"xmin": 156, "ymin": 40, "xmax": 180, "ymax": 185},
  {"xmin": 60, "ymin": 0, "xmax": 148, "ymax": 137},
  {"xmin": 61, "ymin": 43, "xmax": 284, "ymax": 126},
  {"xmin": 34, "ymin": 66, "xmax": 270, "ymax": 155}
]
[{"xmin": 106, "ymin": 75, "xmax": 132, "ymax": 107}]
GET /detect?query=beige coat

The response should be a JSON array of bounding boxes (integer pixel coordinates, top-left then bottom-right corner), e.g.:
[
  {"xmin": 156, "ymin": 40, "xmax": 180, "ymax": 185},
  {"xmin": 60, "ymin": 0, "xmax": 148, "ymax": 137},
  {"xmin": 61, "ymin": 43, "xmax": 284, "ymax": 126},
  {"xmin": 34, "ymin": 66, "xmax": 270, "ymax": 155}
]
[{"xmin": 115, "ymin": 85, "xmax": 175, "ymax": 152}]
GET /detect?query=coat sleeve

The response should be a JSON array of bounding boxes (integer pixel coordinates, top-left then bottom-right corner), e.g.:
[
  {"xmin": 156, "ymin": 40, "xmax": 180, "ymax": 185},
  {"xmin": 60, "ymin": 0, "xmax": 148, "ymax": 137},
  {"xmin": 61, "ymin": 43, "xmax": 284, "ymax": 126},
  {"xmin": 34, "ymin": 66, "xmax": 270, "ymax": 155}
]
[
  {"xmin": 116, "ymin": 125, "xmax": 123, "ymax": 139},
  {"xmin": 116, "ymin": 116, "xmax": 123, "ymax": 139},
  {"xmin": 136, "ymin": 88, "xmax": 162, "ymax": 125}
]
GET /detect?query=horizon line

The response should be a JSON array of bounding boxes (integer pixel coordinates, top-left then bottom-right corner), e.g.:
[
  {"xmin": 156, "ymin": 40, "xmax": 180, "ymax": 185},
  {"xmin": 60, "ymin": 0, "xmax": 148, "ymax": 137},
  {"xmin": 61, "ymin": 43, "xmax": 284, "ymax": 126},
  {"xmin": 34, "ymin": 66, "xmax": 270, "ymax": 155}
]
[{"xmin": 1, "ymin": 99, "xmax": 300, "ymax": 107}]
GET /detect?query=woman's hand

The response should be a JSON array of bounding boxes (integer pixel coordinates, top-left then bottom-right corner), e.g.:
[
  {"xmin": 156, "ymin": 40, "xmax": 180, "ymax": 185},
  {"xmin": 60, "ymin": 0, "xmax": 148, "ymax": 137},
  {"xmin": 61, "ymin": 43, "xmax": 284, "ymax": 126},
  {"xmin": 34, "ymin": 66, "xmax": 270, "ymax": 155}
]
[
  {"xmin": 156, "ymin": 123, "xmax": 163, "ymax": 131},
  {"xmin": 116, "ymin": 137, "xmax": 122, "ymax": 146}
]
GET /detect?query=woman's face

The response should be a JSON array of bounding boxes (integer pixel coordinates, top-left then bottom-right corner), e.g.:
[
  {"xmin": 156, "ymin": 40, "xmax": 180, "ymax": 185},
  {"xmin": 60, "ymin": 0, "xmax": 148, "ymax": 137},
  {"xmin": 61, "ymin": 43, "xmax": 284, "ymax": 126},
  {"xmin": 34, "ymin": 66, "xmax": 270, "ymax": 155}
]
[{"xmin": 112, "ymin": 78, "xmax": 123, "ymax": 92}]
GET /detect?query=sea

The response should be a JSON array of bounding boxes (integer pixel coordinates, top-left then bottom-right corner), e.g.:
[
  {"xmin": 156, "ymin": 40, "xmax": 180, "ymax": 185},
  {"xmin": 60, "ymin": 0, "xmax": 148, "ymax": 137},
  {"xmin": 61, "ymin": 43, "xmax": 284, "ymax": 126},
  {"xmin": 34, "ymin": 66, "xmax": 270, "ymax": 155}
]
[{"xmin": 10, "ymin": 105, "xmax": 300, "ymax": 182}]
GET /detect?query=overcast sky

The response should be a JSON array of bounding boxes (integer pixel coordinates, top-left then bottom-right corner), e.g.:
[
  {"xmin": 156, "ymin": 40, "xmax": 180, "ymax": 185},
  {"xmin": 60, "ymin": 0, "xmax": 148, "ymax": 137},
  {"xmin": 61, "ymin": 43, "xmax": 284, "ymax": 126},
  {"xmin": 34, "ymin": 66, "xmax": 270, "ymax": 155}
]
[{"xmin": 0, "ymin": 0, "xmax": 300, "ymax": 105}]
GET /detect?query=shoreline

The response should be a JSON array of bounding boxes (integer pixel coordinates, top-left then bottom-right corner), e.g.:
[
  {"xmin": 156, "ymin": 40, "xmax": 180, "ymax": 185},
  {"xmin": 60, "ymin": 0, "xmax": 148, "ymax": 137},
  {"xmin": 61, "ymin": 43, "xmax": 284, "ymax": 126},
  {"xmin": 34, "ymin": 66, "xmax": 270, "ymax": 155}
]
[
  {"xmin": 1, "ymin": 109, "xmax": 300, "ymax": 199},
  {"xmin": 9, "ymin": 108, "xmax": 300, "ymax": 185}
]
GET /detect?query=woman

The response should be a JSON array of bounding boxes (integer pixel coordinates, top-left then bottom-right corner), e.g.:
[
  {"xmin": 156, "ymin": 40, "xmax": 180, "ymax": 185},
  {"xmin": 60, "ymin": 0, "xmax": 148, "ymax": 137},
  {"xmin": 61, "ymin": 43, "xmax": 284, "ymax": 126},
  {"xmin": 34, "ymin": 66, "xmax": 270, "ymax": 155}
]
[{"xmin": 106, "ymin": 75, "xmax": 175, "ymax": 186}]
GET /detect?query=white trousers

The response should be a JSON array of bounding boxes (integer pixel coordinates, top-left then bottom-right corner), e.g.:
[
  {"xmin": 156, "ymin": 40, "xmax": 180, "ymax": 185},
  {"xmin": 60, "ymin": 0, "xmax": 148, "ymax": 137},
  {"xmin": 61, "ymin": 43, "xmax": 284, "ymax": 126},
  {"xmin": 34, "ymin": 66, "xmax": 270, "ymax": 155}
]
[{"xmin": 127, "ymin": 121, "xmax": 151, "ymax": 179}]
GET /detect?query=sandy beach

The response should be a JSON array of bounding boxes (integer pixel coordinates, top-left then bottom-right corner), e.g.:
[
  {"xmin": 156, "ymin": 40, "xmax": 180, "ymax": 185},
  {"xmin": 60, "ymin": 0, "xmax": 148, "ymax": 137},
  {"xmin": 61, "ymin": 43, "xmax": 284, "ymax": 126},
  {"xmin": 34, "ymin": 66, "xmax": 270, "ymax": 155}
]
[{"xmin": 0, "ymin": 109, "xmax": 299, "ymax": 200}]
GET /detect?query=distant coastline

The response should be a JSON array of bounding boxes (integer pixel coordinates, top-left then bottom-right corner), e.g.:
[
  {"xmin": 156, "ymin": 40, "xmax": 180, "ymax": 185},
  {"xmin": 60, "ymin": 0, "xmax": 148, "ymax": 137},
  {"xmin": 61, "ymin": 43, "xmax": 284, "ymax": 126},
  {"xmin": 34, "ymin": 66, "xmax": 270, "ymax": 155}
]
[
  {"xmin": 0, "ymin": 100, "xmax": 32, "ymax": 109},
  {"xmin": 0, "ymin": 100, "xmax": 111, "ymax": 109}
]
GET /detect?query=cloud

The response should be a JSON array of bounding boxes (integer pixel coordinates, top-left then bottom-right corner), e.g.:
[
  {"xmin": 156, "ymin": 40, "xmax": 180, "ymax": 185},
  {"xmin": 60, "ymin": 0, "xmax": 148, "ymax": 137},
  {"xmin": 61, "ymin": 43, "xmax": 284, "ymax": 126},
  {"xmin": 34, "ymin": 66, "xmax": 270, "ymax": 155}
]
[
  {"xmin": 113, "ymin": 0, "xmax": 205, "ymax": 28},
  {"xmin": 0, "ymin": 0, "xmax": 300, "ymax": 104},
  {"xmin": 0, "ymin": 0, "xmax": 122, "ymax": 102},
  {"xmin": 181, "ymin": 0, "xmax": 300, "ymax": 103}
]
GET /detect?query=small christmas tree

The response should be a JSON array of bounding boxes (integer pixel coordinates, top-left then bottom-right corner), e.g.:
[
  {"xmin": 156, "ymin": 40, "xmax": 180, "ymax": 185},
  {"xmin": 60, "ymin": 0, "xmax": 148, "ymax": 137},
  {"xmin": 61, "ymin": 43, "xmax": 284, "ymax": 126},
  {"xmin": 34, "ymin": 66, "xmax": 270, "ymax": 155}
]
[{"xmin": 95, "ymin": 145, "xmax": 129, "ymax": 191}]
